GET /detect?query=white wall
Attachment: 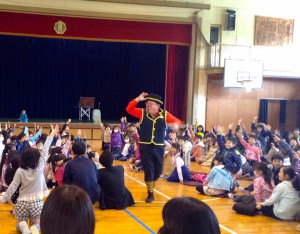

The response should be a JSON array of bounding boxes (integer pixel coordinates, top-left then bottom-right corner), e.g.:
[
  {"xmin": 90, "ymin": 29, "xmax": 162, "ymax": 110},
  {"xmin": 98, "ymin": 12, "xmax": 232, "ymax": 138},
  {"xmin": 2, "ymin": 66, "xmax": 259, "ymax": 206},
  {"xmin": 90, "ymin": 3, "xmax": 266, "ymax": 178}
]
[{"xmin": 207, "ymin": 0, "xmax": 300, "ymax": 47}]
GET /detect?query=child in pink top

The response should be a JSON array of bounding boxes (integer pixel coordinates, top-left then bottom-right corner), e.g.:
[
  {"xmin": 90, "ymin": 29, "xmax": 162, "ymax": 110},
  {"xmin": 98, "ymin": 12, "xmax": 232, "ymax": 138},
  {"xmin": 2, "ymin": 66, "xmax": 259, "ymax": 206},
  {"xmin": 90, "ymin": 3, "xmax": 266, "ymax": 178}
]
[
  {"xmin": 253, "ymin": 162, "xmax": 274, "ymax": 202},
  {"xmin": 239, "ymin": 134, "xmax": 261, "ymax": 165}
]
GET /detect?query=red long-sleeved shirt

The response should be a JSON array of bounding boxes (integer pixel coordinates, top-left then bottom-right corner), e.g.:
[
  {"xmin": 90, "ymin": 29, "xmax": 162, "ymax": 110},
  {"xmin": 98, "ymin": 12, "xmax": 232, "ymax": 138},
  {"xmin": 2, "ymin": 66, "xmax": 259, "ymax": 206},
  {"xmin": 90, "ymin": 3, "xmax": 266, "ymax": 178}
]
[{"xmin": 126, "ymin": 99, "xmax": 182, "ymax": 126}]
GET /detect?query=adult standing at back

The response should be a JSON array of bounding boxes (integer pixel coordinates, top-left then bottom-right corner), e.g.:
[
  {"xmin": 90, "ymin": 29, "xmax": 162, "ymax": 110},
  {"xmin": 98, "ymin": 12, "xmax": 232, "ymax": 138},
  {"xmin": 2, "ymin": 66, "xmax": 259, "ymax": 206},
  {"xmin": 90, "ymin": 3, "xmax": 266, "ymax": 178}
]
[{"xmin": 126, "ymin": 92, "xmax": 181, "ymax": 202}]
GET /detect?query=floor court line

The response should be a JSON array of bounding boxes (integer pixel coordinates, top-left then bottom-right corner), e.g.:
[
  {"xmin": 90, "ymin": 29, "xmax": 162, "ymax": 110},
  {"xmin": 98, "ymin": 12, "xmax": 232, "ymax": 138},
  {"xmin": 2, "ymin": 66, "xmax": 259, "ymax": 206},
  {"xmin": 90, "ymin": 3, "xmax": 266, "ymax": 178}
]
[
  {"xmin": 134, "ymin": 200, "xmax": 166, "ymax": 204},
  {"xmin": 125, "ymin": 173, "xmax": 237, "ymax": 234},
  {"xmin": 201, "ymin": 197, "xmax": 221, "ymax": 202},
  {"xmin": 125, "ymin": 173, "xmax": 171, "ymax": 200},
  {"xmin": 124, "ymin": 209, "xmax": 156, "ymax": 234}
]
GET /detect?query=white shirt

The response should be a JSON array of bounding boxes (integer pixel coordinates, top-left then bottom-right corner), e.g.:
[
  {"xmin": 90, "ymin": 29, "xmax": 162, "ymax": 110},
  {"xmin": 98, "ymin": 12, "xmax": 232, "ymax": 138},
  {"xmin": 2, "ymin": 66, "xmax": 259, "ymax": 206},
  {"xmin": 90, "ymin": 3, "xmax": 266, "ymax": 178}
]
[
  {"xmin": 172, "ymin": 153, "xmax": 184, "ymax": 182},
  {"xmin": 263, "ymin": 181, "xmax": 300, "ymax": 220}
]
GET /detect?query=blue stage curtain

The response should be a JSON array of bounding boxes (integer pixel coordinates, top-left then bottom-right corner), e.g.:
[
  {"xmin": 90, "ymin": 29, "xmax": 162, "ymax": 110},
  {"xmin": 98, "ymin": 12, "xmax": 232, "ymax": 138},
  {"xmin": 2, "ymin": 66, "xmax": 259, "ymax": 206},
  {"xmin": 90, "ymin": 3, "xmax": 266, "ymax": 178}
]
[
  {"xmin": 259, "ymin": 99, "xmax": 268, "ymax": 124},
  {"xmin": 279, "ymin": 100, "xmax": 287, "ymax": 130},
  {"xmin": 0, "ymin": 35, "xmax": 166, "ymax": 121}
]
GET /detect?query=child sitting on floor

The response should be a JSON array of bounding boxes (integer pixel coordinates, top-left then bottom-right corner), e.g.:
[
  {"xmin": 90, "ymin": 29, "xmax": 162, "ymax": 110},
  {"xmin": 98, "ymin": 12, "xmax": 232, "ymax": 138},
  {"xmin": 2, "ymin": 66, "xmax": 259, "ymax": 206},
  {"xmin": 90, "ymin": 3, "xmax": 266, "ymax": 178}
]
[
  {"xmin": 196, "ymin": 154, "xmax": 234, "ymax": 196},
  {"xmin": 112, "ymin": 134, "xmax": 134, "ymax": 161},
  {"xmin": 167, "ymin": 143, "xmax": 190, "ymax": 184},
  {"xmin": 256, "ymin": 166, "xmax": 300, "ymax": 220}
]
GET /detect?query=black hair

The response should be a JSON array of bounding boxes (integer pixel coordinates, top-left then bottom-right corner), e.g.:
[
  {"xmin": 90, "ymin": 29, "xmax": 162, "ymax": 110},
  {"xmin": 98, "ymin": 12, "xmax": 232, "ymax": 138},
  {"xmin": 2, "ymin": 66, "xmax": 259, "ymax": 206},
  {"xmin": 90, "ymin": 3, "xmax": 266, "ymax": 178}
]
[
  {"xmin": 99, "ymin": 151, "xmax": 114, "ymax": 168},
  {"xmin": 195, "ymin": 134, "xmax": 203, "ymax": 140},
  {"xmin": 171, "ymin": 142, "xmax": 180, "ymax": 151},
  {"xmin": 61, "ymin": 135, "xmax": 68, "ymax": 140},
  {"xmin": 88, "ymin": 151, "xmax": 95, "ymax": 160},
  {"xmin": 177, "ymin": 135, "xmax": 189, "ymax": 142},
  {"xmin": 36, "ymin": 139, "xmax": 44, "ymax": 146},
  {"xmin": 49, "ymin": 153, "xmax": 66, "ymax": 174},
  {"xmin": 196, "ymin": 125, "xmax": 204, "ymax": 133},
  {"xmin": 282, "ymin": 166, "xmax": 297, "ymax": 181},
  {"xmin": 271, "ymin": 153, "xmax": 284, "ymax": 162},
  {"xmin": 10, "ymin": 135, "xmax": 18, "ymax": 142},
  {"xmin": 0, "ymin": 143, "xmax": 16, "ymax": 178},
  {"xmin": 70, "ymin": 134, "xmax": 75, "ymax": 142},
  {"xmin": 253, "ymin": 162, "xmax": 273, "ymax": 187},
  {"xmin": 227, "ymin": 137, "xmax": 237, "ymax": 145},
  {"xmin": 47, "ymin": 147, "xmax": 62, "ymax": 164},
  {"xmin": 158, "ymin": 197, "xmax": 220, "ymax": 234},
  {"xmin": 20, "ymin": 148, "xmax": 40, "ymax": 170},
  {"xmin": 17, "ymin": 132, "xmax": 26, "ymax": 141},
  {"xmin": 7, "ymin": 150, "xmax": 18, "ymax": 165},
  {"xmin": 213, "ymin": 154, "xmax": 224, "ymax": 164},
  {"xmin": 289, "ymin": 137, "xmax": 298, "ymax": 143},
  {"xmin": 4, "ymin": 154, "xmax": 20, "ymax": 186},
  {"xmin": 257, "ymin": 124, "xmax": 264, "ymax": 129},
  {"xmin": 60, "ymin": 124, "xmax": 69, "ymax": 134},
  {"xmin": 248, "ymin": 135, "xmax": 257, "ymax": 141},
  {"xmin": 72, "ymin": 141, "xmax": 86, "ymax": 156},
  {"xmin": 41, "ymin": 185, "xmax": 95, "ymax": 234},
  {"xmin": 104, "ymin": 124, "xmax": 111, "ymax": 129},
  {"xmin": 292, "ymin": 174, "xmax": 300, "ymax": 191}
]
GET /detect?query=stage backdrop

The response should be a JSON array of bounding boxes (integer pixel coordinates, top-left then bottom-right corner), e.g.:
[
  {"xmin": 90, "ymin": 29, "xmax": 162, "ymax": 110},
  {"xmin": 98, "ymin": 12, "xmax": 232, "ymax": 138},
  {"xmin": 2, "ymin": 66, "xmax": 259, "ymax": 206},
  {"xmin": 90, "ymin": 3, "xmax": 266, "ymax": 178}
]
[
  {"xmin": 0, "ymin": 11, "xmax": 191, "ymax": 121},
  {"xmin": 0, "ymin": 35, "xmax": 166, "ymax": 121}
]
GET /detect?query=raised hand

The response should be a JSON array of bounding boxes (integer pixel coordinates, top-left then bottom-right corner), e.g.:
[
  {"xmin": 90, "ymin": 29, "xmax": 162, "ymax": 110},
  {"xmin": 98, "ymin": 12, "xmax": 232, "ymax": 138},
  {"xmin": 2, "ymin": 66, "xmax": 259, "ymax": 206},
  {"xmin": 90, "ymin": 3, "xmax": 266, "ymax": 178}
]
[
  {"xmin": 136, "ymin": 92, "xmax": 149, "ymax": 102},
  {"xmin": 216, "ymin": 125, "xmax": 224, "ymax": 134},
  {"xmin": 273, "ymin": 135, "xmax": 281, "ymax": 143},
  {"xmin": 50, "ymin": 124, "xmax": 59, "ymax": 137}
]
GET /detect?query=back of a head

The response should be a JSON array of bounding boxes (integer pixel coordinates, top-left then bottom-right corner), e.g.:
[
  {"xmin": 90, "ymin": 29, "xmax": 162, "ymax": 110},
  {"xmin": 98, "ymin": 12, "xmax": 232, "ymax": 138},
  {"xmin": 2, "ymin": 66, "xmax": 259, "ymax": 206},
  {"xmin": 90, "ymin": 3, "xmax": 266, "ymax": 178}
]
[
  {"xmin": 20, "ymin": 147, "xmax": 40, "ymax": 170},
  {"xmin": 18, "ymin": 132, "xmax": 26, "ymax": 141},
  {"xmin": 72, "ymin": 141, "xmax": 86, "ymax": 156},
  {"xmin": 158, "ymin": 197, "xmax": 220, "ymax": 234},
  {"xmin": 99, "ymin": 151, "xmax": 113, "ymax": 168},
  {"xmin": 41, "ymin": 184, "xmax": 95, "ymax": 234}
]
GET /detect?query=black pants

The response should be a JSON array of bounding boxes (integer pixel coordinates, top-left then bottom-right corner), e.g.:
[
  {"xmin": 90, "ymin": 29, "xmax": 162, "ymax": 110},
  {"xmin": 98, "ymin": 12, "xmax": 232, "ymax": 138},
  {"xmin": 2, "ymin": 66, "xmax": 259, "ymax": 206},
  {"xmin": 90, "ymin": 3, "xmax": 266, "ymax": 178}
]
[
  {"xmin": 140, "ymin": 144, "xmax": 164, "ymax": 182},
  {"xmin": 261, "ymin": 205, "xmax": 280, "ymax": 219}
]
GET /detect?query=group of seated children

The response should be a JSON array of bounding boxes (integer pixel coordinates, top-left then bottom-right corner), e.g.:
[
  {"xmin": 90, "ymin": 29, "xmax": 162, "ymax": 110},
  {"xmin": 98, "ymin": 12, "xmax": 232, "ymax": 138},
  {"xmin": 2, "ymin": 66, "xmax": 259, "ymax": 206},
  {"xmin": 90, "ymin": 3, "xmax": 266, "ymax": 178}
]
[
  {"xmin": 0, "ymin": 120, "xmax": 136, "ymax": 234},
  {"xmin": 159, "ymin": 117, "xmax": 300, "ymax": 223}
]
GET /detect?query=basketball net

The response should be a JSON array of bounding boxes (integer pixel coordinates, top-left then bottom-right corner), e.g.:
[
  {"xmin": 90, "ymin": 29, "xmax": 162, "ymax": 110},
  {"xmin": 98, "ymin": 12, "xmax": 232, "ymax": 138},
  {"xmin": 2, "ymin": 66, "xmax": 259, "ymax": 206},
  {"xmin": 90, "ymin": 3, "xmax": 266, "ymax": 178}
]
[{"xmin": 239, "ymin": 80, "xmax": 254, "ymax": 92}]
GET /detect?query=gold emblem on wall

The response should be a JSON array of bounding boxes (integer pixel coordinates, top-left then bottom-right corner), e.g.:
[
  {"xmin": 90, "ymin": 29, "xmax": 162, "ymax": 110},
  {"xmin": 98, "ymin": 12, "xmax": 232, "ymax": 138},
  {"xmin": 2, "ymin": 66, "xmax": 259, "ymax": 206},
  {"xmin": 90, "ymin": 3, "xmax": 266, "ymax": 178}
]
[{"xmin": 54, "ymin": 21, "xmax": 67, "ymax": 35}]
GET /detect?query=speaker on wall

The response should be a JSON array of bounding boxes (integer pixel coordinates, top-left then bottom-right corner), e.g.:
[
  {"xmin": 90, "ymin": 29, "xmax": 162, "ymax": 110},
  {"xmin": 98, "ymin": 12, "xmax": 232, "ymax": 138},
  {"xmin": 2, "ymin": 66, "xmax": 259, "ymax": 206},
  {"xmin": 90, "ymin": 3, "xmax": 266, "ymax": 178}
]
[{"xmin": 226, "ymin": 9, "xmax": 236, "ymax": 31}]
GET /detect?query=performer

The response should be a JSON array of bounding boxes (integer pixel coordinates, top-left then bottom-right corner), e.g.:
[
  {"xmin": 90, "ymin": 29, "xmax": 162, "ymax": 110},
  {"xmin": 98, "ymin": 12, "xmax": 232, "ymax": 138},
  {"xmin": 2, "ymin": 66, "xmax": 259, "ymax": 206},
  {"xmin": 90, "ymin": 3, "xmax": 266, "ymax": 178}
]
[{"xmin": 126, "ymin": 92, "xmax": 181, "ymax": 202}]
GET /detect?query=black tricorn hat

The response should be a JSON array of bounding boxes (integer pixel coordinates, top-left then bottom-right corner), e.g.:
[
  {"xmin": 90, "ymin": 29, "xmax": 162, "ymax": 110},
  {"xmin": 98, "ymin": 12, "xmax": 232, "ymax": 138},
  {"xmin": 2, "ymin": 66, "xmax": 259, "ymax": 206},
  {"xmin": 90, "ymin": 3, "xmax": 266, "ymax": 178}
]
[{"xmin": 145, "ymin": 93, "xmax": 163, "ymax": 105}]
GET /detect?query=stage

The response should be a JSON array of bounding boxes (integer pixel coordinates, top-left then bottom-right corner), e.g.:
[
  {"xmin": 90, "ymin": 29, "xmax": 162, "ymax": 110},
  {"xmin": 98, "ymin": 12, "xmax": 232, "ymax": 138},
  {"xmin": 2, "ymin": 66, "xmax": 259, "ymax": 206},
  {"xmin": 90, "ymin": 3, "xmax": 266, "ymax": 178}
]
[{"xmin": 0, "ymin": 118, "xmax": 120, "ymax": 142}]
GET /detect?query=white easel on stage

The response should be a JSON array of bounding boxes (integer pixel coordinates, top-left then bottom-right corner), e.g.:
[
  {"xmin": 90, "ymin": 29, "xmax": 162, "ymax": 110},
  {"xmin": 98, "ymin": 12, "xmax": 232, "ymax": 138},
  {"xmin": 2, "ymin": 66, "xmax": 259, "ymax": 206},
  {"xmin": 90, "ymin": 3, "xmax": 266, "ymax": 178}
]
[{"xmin": 78, "ymin": 97, "xmax": 95, "ymax": 121}]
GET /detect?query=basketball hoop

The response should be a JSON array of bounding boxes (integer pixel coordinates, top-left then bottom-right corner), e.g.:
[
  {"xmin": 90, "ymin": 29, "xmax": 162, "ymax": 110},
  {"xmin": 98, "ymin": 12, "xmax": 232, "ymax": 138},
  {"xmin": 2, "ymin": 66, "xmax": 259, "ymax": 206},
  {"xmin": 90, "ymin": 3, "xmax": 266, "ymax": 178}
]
[{"xmin": 238, "ymin": 80, "xmax": 254, "ymax": 92}]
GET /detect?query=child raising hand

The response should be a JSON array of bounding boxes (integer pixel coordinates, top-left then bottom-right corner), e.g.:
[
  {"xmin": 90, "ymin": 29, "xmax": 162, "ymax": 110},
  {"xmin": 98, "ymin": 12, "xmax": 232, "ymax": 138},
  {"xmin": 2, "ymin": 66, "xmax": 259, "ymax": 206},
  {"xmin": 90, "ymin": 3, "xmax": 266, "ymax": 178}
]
[{"xmin": 1, "ymin": 124, "xmax": 59, "ymax": 233}]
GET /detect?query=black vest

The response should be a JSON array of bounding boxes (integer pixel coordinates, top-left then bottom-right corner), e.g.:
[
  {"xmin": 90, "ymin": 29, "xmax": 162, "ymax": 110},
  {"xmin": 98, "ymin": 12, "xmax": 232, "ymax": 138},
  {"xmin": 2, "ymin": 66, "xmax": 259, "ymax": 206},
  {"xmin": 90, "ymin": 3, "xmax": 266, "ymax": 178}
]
[{"xmin": 139, "ymin": 109, "xmax": 167, "ymax": 145}]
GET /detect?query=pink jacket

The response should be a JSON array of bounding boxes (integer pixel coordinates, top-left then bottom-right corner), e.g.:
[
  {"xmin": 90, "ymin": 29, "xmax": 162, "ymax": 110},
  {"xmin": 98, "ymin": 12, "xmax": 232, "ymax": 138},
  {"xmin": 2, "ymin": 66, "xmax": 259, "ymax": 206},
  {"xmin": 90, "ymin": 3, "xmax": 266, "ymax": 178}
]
[
  {"xmin": 253, "ymin": 176, "xmax": 274, "ymax": 202},
  {"xmin": 239, "ymin": 136, "xmax": 261, "ymax": 162}
]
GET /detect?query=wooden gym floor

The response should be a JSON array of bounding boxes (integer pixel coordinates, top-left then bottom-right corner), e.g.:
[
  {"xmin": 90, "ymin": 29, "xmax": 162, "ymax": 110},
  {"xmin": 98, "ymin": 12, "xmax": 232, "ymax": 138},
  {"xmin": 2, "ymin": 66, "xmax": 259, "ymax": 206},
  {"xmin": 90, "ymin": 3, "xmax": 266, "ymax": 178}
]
[{"xmin": 1, "ymin": 153, "xmax": 299, "ymax": 234}]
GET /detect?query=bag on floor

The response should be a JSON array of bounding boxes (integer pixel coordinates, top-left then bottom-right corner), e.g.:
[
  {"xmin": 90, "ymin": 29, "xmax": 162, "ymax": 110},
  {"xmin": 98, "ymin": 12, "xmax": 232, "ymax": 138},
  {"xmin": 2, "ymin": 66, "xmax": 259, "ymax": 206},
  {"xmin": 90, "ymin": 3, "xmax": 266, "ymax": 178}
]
[
  {"xmin": 191, "ymin": 173, "xmax": 207, "ymax": 183},
  {"xmin": 232, "ymin": 194, "xmax": 257, "ymax": 216}
]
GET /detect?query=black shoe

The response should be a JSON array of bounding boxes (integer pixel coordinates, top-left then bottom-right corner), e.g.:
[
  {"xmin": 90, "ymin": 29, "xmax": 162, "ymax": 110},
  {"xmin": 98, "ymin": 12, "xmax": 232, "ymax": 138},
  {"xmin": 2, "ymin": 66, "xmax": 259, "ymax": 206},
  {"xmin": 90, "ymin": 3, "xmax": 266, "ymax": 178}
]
[
  {"xmin": 196, "ymin": 184, "xmax": 205, "ymax": 194},
  {"xmin": 145, "ymin": 192, "xmax": 154, "ymax": 203}
]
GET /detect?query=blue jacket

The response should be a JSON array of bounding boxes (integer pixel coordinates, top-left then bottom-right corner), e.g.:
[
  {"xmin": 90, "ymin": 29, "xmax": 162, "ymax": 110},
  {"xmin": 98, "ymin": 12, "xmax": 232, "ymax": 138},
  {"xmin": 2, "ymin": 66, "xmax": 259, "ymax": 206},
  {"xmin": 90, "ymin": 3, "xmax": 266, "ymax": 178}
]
[
  {"xmin": 206, "ymin": 165, "xmax": 234, "ymax": 191},
  {"xmin": 19, "ymin": 113, "xmax": 28, "ymax": 123},
  {"xmin": 217, "ymin": 134, "xmax": 242, "ymax": 174}
]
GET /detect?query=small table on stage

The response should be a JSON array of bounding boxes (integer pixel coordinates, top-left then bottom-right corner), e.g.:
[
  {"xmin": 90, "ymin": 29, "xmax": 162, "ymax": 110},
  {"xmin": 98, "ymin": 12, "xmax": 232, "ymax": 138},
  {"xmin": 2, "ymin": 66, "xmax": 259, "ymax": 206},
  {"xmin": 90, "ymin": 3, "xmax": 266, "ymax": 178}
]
[{"xmin": 78, "ymin": 97, "xmax": 95, "ymax": 121}]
